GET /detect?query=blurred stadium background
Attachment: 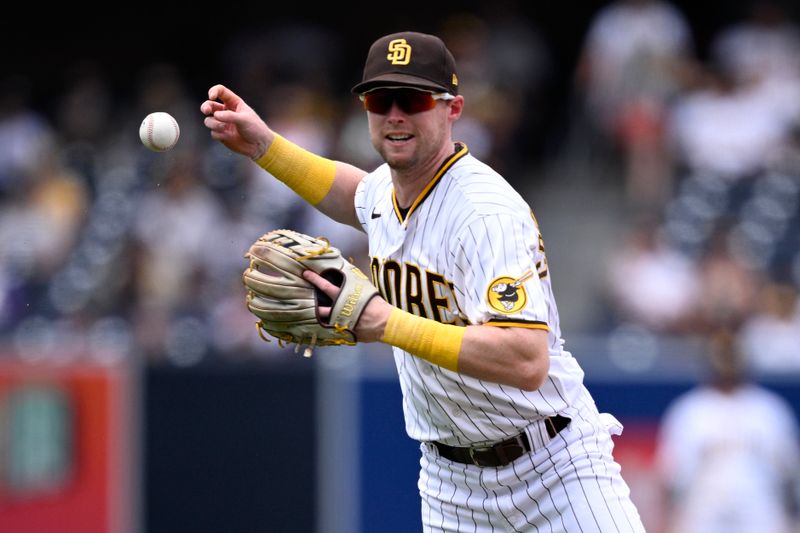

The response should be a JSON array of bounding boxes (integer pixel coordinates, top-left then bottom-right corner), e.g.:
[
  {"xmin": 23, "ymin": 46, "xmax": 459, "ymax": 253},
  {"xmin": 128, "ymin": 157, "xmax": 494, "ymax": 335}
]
[{"xmin": 1, "ymin": 1, "xmax": 800, "ymax": 532}]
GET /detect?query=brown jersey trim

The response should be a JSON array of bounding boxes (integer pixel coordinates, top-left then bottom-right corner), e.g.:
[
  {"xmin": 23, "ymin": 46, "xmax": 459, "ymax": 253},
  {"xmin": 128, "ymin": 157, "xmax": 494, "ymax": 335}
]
[
  {"xmin": 484, "ymin": 319, "xmax": 549, "ymax": 331},
  {"xmin": 392, "ymin": 142, "xmax": 469, "ymax": 224}
]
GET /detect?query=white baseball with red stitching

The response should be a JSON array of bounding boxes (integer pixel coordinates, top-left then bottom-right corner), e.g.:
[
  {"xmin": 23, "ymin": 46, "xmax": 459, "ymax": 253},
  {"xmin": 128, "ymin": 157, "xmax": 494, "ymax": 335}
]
[{"xmin": 139, "ymin": 112, "xmax": 180, "ymax": 152}]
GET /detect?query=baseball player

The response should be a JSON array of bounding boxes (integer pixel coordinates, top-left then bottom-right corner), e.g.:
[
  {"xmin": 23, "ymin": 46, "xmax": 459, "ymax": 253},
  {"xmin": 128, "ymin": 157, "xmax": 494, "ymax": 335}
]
[
  {"xmin": 657, "ymin": 329, "xmax": 800, "ymax": 533},
  {"xmin": 202, "ymin": 31, "xmax": 645, "ymax": 532}
]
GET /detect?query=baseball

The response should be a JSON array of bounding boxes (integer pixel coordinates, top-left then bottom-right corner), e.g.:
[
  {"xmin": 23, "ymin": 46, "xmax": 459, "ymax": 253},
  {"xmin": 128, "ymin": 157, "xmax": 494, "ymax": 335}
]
[{"xmin": 139, "ymin": 112, "xmax": 180, "ymax": 152}]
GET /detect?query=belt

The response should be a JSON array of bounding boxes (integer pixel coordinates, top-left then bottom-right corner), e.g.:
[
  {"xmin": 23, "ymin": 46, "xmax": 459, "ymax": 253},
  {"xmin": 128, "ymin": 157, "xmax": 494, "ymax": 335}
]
[{"xmin": 432, "ymin": 415, "xmax": 571, "ymax": 467}]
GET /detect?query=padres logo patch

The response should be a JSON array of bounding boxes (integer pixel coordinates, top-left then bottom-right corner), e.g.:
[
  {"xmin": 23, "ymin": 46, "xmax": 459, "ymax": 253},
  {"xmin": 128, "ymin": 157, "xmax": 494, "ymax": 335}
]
[{"xmin": 487, "ymin": 271, "xmax": 533, "ymax": 314}]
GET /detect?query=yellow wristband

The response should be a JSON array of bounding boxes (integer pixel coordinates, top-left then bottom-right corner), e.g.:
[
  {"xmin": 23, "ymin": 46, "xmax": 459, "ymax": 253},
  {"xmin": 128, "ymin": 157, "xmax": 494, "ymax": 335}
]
[
  {"xmin": 381, "ymin": 308, "xmax": 463, "ymax": 372},
  {"xmin": 254, "ymin": 134, "xmax": 336, "ymax": 206}
]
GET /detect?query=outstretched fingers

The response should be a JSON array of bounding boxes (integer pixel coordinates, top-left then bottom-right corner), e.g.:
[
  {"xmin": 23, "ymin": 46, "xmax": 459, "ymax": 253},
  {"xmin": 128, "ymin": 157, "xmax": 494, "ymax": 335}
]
[
  {"xmin": 208, "ymin": 84, "xmax": 242, "ymax": 106},
  {"xmin": 200, "ymin": 100, "xmax": 226, "ymax": 116},
  {"xmin": 201, "ymin": 84, "xmax": 246, "ymax": 117},
  {"xmin": 201, "ymin": 83, "xmax": 271, "ymax": 159},
  {"xmin": 202, "ymin": 86, "xmax": 253, "ymax": 130}
]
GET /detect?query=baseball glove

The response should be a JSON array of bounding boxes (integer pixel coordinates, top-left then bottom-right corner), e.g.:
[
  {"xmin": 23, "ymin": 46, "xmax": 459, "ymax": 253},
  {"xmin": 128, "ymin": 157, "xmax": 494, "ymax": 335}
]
[{"xmin": 242, "ymin": 229, "xmax": 378, "ymax": 357}]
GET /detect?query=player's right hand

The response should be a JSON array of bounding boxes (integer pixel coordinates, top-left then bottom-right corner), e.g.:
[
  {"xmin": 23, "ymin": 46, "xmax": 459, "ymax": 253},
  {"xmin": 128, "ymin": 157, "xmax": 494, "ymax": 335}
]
[
  {"xmin": 302, "ymin": 269, "xmax": 392, "ymax": 343},
  {"xmin": 201, "ymin": 84, "xmax": 273, "ymax": 160}
]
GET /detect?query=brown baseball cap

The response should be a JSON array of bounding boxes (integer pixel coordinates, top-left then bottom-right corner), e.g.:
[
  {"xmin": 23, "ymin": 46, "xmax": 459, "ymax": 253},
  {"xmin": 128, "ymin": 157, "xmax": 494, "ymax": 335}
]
[{"xmin": 352, "ymin": 31, "xmax": 459, "ymax": 95}]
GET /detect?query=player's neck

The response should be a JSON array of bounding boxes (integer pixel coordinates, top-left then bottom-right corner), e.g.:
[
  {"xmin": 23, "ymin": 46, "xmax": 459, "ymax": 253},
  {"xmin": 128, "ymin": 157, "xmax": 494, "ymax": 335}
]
[
  {"xmin": 392, "ymin": 171, "xmax": 432, "ymax": 209},
  {"xmin": 391, "ymin": 143, "xmax": 456, "ymax": 208}
]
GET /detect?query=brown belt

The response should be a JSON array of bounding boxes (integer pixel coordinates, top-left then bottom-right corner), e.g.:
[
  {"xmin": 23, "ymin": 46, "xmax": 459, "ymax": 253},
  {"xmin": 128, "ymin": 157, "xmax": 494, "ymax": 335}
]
[{"xmin": 432, "ymin": 415, "xmax": 571, "ymax": 467}]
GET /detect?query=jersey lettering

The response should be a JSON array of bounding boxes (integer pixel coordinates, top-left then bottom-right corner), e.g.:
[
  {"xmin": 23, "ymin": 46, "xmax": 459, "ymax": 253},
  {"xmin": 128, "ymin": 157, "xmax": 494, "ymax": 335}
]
[
  {"xmin": 536, "ymin": 233, "xmax": 549, "ymax": 279},
  {"xmin": 531, "ymin": 211, "xmax": 549, "ymax": 280},
  {"xmin": 404, "ymin": 263, "xmax": 427, "ymax": 318},
  {"xmin": 426, "ymin": 271, "xmax": 456, "ymax": 325},
  {"xmin": 370, "ymin": 257, "xmax": 463, "ymax": 324},
  {"xmin": 384, "ymin": 259, "xmax": 403, "ymax": 306}
]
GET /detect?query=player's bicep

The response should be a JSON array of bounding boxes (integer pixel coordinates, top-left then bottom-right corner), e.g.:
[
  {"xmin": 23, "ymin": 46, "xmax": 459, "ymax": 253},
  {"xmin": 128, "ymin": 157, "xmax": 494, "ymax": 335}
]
[
  {"xmin": 316, "ymin": 162, "xmax": 368, "ymax": 230},
  {"xmin": 459, "ymin": 321, "xmax": 550, "ymax": 390}
]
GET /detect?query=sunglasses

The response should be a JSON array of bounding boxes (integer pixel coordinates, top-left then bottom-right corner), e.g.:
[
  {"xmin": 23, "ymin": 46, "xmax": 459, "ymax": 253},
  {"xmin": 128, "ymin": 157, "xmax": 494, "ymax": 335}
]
[{"xmin": 359, "ymin": 89, "xmax": 455, "ymax": 114}]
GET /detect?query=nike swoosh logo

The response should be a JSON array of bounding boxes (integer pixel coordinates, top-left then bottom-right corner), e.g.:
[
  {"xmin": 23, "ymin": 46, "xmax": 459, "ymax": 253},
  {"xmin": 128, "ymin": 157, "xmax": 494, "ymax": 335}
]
[{"xmin": 371, "ymin": 210, "xmax": 381, "ymax": 219}]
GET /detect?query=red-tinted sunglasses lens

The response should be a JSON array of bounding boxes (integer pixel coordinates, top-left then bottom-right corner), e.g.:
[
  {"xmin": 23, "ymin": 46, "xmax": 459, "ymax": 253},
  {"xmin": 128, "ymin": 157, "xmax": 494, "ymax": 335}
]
[{"xmin": 362, "ymin": 90, "xmax": 438, "ymax": 114}]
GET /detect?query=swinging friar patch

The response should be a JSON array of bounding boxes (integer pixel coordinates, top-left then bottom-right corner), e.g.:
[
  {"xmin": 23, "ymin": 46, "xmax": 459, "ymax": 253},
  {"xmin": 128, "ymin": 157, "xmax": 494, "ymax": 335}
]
[{"xmin": 486, "ymin": 271, "xmax": 533, "ymax": 314}]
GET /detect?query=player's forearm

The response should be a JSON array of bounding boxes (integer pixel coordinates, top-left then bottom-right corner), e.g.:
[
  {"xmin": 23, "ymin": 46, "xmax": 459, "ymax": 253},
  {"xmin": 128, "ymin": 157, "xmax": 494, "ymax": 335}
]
[
  {"xmin": 253, "ymin": 133, "xmax": 335, "ymax": 204},
  {"xmin": 254, "ymin": 134, "xmax": 366, "ymax": 228},
  {"xmin": 376, "ymin": 306, "xmax": 549, "ymax": 390}
]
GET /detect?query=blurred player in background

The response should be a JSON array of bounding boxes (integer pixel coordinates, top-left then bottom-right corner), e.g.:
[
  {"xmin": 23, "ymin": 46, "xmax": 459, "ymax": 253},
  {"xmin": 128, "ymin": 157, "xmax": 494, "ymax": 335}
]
[
  {"xmin": 202, "ymin": 31, "xmax": 644, "ymax": 531},
  {"xmin": 657, "ymin": 328, "xmax": 800, "ymax": 533}
]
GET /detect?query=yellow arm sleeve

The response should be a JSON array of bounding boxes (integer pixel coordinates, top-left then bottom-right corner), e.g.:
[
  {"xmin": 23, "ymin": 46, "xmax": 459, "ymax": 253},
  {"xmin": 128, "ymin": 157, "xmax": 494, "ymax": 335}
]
[
  {"xmin": 381, "ymin": 308, "xmax": 464, "ymax": 372},
  {"xmin": 254, "ymin": 134, "xmax": 336, "ymax": 206}
]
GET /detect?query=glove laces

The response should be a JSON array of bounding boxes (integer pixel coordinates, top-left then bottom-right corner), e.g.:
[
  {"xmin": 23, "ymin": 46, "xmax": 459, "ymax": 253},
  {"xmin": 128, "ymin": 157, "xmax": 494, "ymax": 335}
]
[{"xmin": 295, "ymin": 237, "xmax": 331, "ymax": 261}]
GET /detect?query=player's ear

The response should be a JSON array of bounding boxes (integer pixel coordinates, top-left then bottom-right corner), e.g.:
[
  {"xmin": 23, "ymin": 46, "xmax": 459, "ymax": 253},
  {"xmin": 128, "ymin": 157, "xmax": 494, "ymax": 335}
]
[{"xmin": 448, "ymin": 95, "xmax": 464, "ymax": 120}]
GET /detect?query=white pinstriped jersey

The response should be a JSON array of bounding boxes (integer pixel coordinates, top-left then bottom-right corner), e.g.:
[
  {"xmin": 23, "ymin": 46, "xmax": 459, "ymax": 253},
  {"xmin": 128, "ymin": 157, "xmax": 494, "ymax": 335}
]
[{"xmin": 354, "ymin": 144, "xmax": 588, "ymax": 446}]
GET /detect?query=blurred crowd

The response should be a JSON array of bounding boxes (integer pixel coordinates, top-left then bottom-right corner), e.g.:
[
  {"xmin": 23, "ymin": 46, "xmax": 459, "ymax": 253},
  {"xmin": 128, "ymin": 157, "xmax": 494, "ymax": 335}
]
[
  {"xmin": 576, "ymin": 0, "xmax": 800, "ymax": 377},
  {"xmin": 0, "ymin": 0, "xmax": 799, "ymax": 375}
]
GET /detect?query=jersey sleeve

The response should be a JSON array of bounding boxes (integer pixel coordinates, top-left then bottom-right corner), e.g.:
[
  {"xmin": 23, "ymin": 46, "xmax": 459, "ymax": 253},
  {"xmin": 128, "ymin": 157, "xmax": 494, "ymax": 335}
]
[
  {"xmin": 449, "ymin": 212, "xmax": 549, "ymax": 329},
  {"xmin": 354, "ymin": 165, "xmax": 392, "ymax": 233},
  {"xmin": 353, "ymin": 173, "xmax": 370, "ymax": 232}
]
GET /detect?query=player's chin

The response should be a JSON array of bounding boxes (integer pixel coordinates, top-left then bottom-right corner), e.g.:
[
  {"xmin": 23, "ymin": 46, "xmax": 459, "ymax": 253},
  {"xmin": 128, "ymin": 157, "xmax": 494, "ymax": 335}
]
[{"xmin": 379, "ymin": 147, "xmax": 416, "ymax": 170}]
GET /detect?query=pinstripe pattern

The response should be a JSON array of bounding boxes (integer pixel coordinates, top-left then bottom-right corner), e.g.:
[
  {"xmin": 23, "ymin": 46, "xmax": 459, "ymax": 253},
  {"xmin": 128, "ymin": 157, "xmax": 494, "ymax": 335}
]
[
  {"xmin": 419, "ymin": 389, "xmax": 644, "ymax": 532},
  {"xmin": 354, "ymin": 146, "xmax": 643, "ymax": 531}
]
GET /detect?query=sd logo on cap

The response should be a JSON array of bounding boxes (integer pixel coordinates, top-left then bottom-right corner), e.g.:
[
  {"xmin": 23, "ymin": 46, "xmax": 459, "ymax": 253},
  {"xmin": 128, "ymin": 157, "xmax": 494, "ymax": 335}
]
[{"xmin": 352, "ymin": 31, "xmax": 459, "ymax": 95}]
